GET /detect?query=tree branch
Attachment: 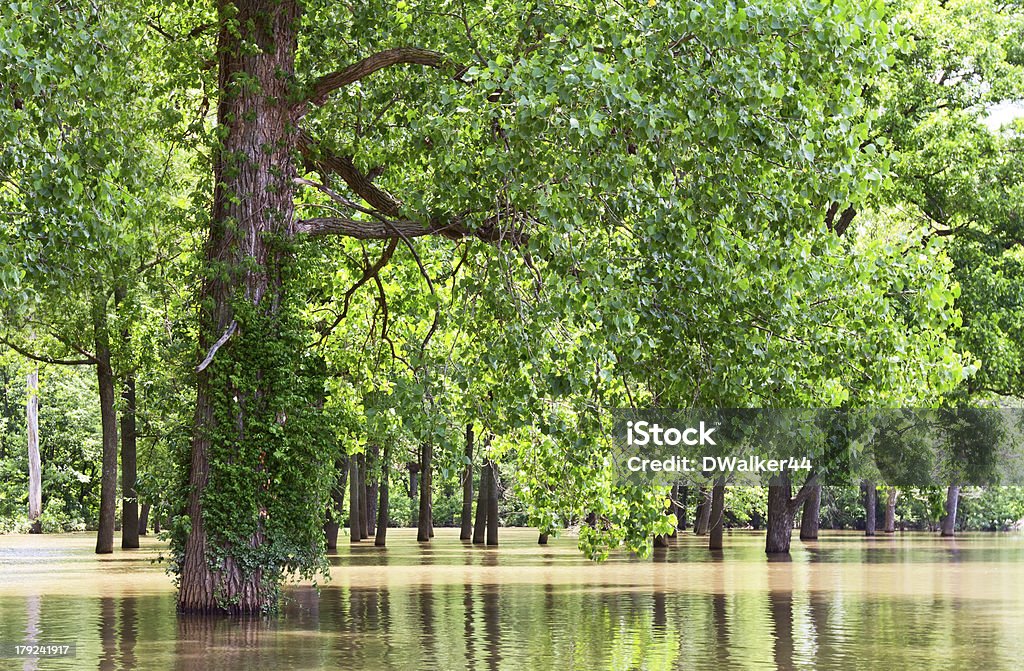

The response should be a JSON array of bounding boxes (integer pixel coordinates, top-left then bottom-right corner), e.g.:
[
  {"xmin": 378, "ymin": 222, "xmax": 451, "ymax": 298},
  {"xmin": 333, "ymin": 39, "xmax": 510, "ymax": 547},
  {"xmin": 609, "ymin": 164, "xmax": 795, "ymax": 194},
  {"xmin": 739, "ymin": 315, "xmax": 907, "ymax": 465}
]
[
  {"xmin": 195, "ymin": 320, "xmax": 237, "ymax": 373},
  {"xmin": 296, "ymin": 47, "xmax": 448, "ymax": 114},
  {"xmin": 297, "ymin": 215, "xmax": 527, "ymax": 246},
  {"xmin": 297, "ymin": 132, "xmax": 401, "ymax": 216},
  {"xmin": 0, "ymin": 338, "xmax": 96, "ymax": 366}
]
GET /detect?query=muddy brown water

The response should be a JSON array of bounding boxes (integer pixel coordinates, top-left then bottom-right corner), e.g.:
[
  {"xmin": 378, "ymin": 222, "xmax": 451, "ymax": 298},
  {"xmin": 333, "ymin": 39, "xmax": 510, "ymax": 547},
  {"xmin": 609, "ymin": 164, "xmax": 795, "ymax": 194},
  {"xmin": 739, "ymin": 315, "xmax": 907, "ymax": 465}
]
[{"xmin": 1, "ymin": 528, "xmax": 1023, "ymax": 670}]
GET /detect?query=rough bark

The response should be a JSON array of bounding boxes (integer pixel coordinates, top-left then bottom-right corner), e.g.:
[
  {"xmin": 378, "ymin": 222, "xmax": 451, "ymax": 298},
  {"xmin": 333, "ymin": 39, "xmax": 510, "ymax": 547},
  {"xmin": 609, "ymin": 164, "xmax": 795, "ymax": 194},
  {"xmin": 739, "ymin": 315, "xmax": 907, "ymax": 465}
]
[
  {"xmin": 27, "ymin": 368, "xmax": 41, "ymax": 534},
  {"xmin": 120, "ymin": 374, "xmax": 139, "ymax": 549},
  {"xmin": 884, "ymin": 487, "xmax": 898, "ymax": 533},
  {"xmin": 709, "ymin": 477, "xmax": 725, "ymax": 550},
  {"xmin": 485, "ymin": 460, "xmax": 499, "ymax": 546},
  {"xmin": 349, "ymin": 457, "xmax": 362, "ymax": 543},
  {"xmin": 374, "ymin": 443, "xmax": 390, "ymax": 547},
  {"xmin": 177, "ymin": 0, "xmax": 302, "ymax": 613},
  {"xmin": 472, "ymin": 461, "xmax": 489, "ymax": 545},
  {"xmin": 324, "ymin": 454, "xmax": 348, "ymax": 550},
  {"xmin": 94, "ymin": 303, "xmax": 118, "ymax": 556},
  {"xmin": 417, "ymin": 443, "xmax": 433, "ymax": 542},
  {"xmin": 799, "ymin": 485, "xmax": 821, "ymax": 541},
  {"xmin": 940, "ymin": 484, "xmax": 960, "ymax": 537},
  {"xmin": 863, "ymin": 480, "xmax": 877, "ymax": 537},
  {"xmin": 460, "ymin": 424, "xmax": 474, "ymax": 541},
  {"xmin": 765, "ymin": 474, "xmax": 818, "ymax": 554}
]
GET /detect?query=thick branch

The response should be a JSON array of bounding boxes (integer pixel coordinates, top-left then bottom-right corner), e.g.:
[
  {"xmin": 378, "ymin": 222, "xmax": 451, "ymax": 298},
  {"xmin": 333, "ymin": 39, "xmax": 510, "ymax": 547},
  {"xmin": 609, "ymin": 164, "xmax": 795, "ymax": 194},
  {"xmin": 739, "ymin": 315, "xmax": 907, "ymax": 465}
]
[
  {"xmin": 825, "ymin": 203, "xmax": 857, "ymax": 236},
  {"xmin": 297, "ymin": 215, "xmax": 526, "ymax": 246},
  {"xmin": 297, "ymin": 132, "xmax": 401, "ymax": 216},
  {"xmin": 298, "ymin": 47, "xmax": 448, "ymax": 112},
  {"xmin": 1, "ymin": 338, "xmax": 96, "ymax": 366}
]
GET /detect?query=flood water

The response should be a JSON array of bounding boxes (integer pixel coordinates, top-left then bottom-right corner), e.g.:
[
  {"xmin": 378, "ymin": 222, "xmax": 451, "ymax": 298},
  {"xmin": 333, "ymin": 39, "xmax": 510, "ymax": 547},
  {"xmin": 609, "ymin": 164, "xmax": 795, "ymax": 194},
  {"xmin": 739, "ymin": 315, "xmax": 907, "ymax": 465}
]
[{"xmin": 1, "ymin": 528, "xmax": 1023, "ymax": 670}]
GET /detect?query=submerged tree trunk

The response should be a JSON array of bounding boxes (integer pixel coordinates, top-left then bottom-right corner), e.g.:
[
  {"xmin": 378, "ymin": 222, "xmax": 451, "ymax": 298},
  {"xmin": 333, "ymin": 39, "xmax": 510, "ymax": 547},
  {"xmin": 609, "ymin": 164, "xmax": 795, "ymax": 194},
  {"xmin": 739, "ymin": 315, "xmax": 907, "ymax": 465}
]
[
  {"xmin": 349, "ymin": 457, "xmax": 362, "ymax": 543},
  {"xmin": 472, "ymin": 461, "xmax": 490, "ymax": 545},
  {"xmin": 358, "ymin": 453, "xmax": 369, "ymax": 540},
  {"xmin": 799, "ymin": 485, "xmax": 821, "ymax": 541},
  {"xmin": 694, "ymin": 486, "xmax": 711, "ymax": 536},
  {"xmin": 460, "ymin": 424, "xmax": 474, "ymax": 541},
  {"xmin": 27, "ymin": 368, "xmax": 41, "ymax": 534},
  {"xmin": 177, "ymin": 0, "xmax": 303, "ymax": 613},
  {"xmin": 709, "ymin": 477, "xmax": 725, "ymax": 550},
  {"xmin": 940, "ymin": 484, "xmax": 960, "ymax": 537},
  {"xmin": 677, "ymin": 485, "xmax": 688, "ymax": 531},
  {"xmin": 365, "ymin": 445, "xmax": 378, "ymax": 537},
  {"xmin": 884, "ymin": 487, "xmax": 898, "ymax": 533},
  {"xmin": 417, "ymin": 443, "xmax": 433, "ymax": 542},
  {"xmin": 94, "ymin": 302, "xmax": 118, "ymax": 556},
  {"xmin": 409, "ymin": 462, "xmax": 419, "ymax": 529},
  {"xmin": 765, "ymin": 474, "xmax": 818, "ymax": 554},
  {"xmin": 485, "ymin": 460, "xmax": 498, "ymax": 546},
  {"xmin": 863, "ymin": 480, "xmax": 877, "ymax": 537},
  {"xmin": 121, "ymin": 374, "xmax": 139, "ymax": 549},
  {"xmin": 374, "ymin": 443, "xmax": 390, "ymax": 547},
  {"xmin": 138, "ymin": 504, "xmax": 150, "ymax": 537},
  {"xmin": 324, "ymin": 454, "xmax": 348, "ymax": 550}
]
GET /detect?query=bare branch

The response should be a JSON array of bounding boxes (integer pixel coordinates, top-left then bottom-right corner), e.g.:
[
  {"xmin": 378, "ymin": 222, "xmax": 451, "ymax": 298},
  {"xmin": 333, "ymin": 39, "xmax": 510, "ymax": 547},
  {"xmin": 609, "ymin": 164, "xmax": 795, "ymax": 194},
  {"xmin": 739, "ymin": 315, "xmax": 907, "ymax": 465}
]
[
  {"xmin": 0, "ymin": 338, "xmax": 96, "ymax": 366},
  {"xmin": 196, "ymin": 320, "xmax": 237, "ymax": 373},
  {"xmin": 296, "ymin": 47, "xmax": 448, "ymax": 113}
]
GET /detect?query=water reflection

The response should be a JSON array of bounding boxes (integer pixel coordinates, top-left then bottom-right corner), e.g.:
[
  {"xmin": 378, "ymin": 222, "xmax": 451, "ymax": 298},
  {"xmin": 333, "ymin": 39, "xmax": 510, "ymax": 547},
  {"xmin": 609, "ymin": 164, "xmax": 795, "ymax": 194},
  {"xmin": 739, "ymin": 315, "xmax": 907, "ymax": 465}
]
[{"xmin": 0, "ymin": 530, "xmax": 1023, "ymax": 670}]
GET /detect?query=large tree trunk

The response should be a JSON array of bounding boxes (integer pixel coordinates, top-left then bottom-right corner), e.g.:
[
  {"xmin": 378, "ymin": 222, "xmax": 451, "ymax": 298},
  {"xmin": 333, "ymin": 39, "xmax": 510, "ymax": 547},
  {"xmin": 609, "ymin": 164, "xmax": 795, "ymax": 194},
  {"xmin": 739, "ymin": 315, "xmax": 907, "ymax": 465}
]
[
  {"xmin": 417, "ymin": 443, "xmax": 433, "ymax": 542},
  {"xmin": 884, "ymin": 488, "xmax": 898, "ymax": 533},
  {"xmin": 94, "ymin": 302, "xmax": 118, "ymax": 555},
  {"xmin": 460, "ymin": 424, "xmax": 474, "ymax": 541},
  {"xmin": 324, "ymin": 454, "xmax": 348, "ymax": 550},
  {"xmin": 940, "ymin": 484, "xmax": 960, "ymax": 537},
  {"xmin": 374, "ymin": 443, "xmax": 390, "ymax": 547},
  {"xmin": 799, "ymin": 485, "xmax": 821, "ymax": 541},
  {"xmin": 177, "ymin": 0, "xmax": 302, "ymax": 613},
  {"xmin": 863, "ymin": 480, "xmax": 877, "ymax": 537},
  {"xmin": 765, "ymin": 476, "xmax": 795, "ymax": 554},
  {"xmin": 349, "ymin": 456, "xmax": 363, "ymax": 543},
  {"xmin": 120, "ymin": 374, "xmax": 139, "ymax": 549},
  {"xmin": 709, "ymin": 477, "xmax": 725, "ymax": 550},
  {"xmin": 472, "ymin": 461, "xmax": 490, "ymax": 545},
  {"xmin": 485, "ymin": 460, "xmax": 499, "ymax": 546},
  {"xmin": 27, "ymin": 367, "xmax": 41, "ymax": 534}
]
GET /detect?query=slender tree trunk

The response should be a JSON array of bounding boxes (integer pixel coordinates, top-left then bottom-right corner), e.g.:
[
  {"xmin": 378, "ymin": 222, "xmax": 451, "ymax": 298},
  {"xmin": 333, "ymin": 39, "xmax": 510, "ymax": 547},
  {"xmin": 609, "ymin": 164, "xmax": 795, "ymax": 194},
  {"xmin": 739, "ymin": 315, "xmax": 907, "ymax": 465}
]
[
  {"xmin": 940, "ymin": 484, "xmax": 959, "ymax": 537},
  {"xmin": 863, "ymin": 480, "xmax": 877, "ymax": 537},
  {"xmin": 460, "ymin": 424, "xmax": 474, "ymax": 541},
  {"xmin": 358, "ymin": 453, "xmax": 369, "ymax": 539},
  {"xmin": 94, "ymin": 302, "xmax": 118, "ymax": 555},
  {"xmin": 365, "ymin": 445, "xmax": 378, "ymax": 537},
  {"xmin": 409, "ymin": 462, "xmax": 419, "ymax": 529},
  {"xmin": 177, "ymin": 0, "xmax": 303, "ymax": 613},
  {"xmin": 538, "ymin": 533, "xmax": 548, "ymax": 545},
  {"xmin": 694, "ymin": 486, "xmax": 711, "ymax": 536},
  {"xmin": 668, "ymin": 483, "xmax": 679, "ymax": 538},
  {"xmin": 324, "ymin": 454, "xmax": 348, "ymax": 550},
  {"xmin": 884, "ymin": 487, "xmax": 897, "ymax": 533},
  {"xmin": 485, "ymin": 460, "xmax": 499, "ymax": 546},
  {"xmin": 120, "ymin": 374, "xmax": 139, "ymax": 549},
  {"xmin": 800, "ymin": 485, "xmax": 821, "ymax": 541},
  {"xmin": 349, "ymin": 457, "xmax": 362, "ymax": 543},
  {"xmin": 27, "ymin": 368, "xmax": 42, "ymax": 534},
  {"xmin": 677, "ymin": 485, "xmax": 688, "ymax": 531},
  {"xmin": 138, "ymin": 504, "xmax": 150, "ymax": 537},
  {"xmin": 472, "ymin": 461, "xmax": 490, "ymax": 545},
  {"xmin": 374, "ymin": 443, "xmax": 390, "ymax": 547},
  {"xmin": 709, "ymin": 477, "xmax": 725, "ymax": 550},
  {"xmin": 417, "ymin": 443, "xmax": 433, "ymax": 542}
]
